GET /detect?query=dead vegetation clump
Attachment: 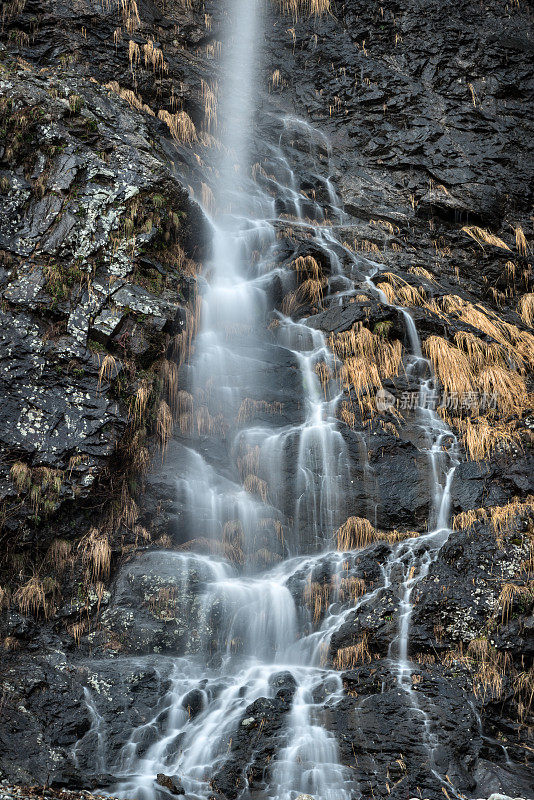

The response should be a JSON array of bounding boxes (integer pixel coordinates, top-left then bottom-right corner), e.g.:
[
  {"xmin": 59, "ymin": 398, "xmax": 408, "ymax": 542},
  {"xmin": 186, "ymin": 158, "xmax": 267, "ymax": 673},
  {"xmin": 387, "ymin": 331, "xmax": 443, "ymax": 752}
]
[
  {"xmin": 276, "ymin": 0, "xmax": 331, "ymax": 19},
  {"xmin": 517, "ymin": 293, "xmax": 534, "ymax": 326},
  {"xmin": 105, "ymin": 81, "xmax": 154, "ymax": 116},
  {"xmin": 79, "ymin": 528, "xmax": 112, "ymax": 582},
  {"xmin": 424, "ymin": 336, "xmax": 475, "ymax": 397},
  {"xmin": 304, "ymin": 580, "xmax": 331, "ymax": 622},
  {"xmin": 329, "ymin": 323, "xmax": 403, "ymax": 414},
  {"xmin": 13, "ymin": 574, "xmax": 60, "ymax": 619},
  {"xmin": 453, "ymin": 417, "xmax": 521, "ymax": 462},
  {"xmin": 157, "ymin": 400, "xmax": 173, "ymax": 451},
  {"xmin": 375, "ymin": 272, "xmax": 427, "ymax": 307},
  {"xmin": 158, "ymin": 109, "xmax": 198, "ymax": 144},
  {"xmin": 335, "ymin": 516, "xmax": 411, "ymax": 551},
  {"xmin": 237, "ymin": 398, "xmax": 283, "ymax": 424},
  {"xmin": 333, "ymin": 633, "xmax": 371, "ymax": 669},
  {"xmin": 243, "ymin": 474, "xmax": 268, "ymax": 503},
  {"xmin": 461, "ymin": 225, "xmax": 511, "ymax": 251},
  {"xmin": 436, "ymin": 295, "xmax": 534, "ymax": 372}
]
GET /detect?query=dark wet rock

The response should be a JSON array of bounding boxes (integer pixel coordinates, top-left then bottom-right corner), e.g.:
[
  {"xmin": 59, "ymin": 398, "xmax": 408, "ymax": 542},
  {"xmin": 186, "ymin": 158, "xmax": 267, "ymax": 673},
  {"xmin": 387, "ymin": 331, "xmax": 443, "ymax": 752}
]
[
  {"xmin": 0, "ymin": 650, "xmax": 91, "ymax": 785},
  {"xmin": 155, "ymin": 774, "xmax": 185, "ymax": 795},
  {"xmin": 181, "ymin": 688, "xmax": 205, "ymax": 719},
  {"xmin": 96, "ymin": 551, "xmax": 215, "ymax": 655},
  {"xmin": 268, "ymin": 670, "xmax": 297, "ymax": 702},
  {"xmin": 210, "ymin": 695, "xmax": 292, "ymax": 799},
  {"xmin": 307, "ymin": 298, "xmax": 393, "ymax": 334},
  {"xmin": 0, "ymin": 0, "xmax": 533, "ymax": 796}
]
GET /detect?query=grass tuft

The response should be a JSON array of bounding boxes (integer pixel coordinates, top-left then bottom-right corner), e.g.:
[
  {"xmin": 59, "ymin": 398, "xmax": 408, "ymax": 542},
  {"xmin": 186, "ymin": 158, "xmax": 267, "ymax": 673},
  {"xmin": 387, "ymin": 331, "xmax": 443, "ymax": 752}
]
[{"xmin": 461, "ymin": 226, "xmax": 511, "ymax": 251}]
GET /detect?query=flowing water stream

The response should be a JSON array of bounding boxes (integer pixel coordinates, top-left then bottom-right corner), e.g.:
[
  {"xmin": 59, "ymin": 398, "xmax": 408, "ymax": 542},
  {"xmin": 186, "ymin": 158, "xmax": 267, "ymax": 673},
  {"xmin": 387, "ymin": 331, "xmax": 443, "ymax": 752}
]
[{"xmin": 75, "ymin": 1, "xmax": 464, "ymax": 797}]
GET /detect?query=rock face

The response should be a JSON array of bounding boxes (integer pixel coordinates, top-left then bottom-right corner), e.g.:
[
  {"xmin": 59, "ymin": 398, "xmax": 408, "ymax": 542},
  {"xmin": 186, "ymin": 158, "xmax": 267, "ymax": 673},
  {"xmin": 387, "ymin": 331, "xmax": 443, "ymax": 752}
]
[{"xmin": 0, "ymin": 1, "xmax": 533, "ymax": 799}]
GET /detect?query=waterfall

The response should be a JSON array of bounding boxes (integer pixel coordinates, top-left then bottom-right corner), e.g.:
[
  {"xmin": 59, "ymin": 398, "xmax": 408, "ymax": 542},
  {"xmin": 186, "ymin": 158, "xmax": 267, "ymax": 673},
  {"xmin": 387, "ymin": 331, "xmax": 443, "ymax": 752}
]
[{"xmin": 75, "ymin": 1, "xmax": 466, "ymax": 798}]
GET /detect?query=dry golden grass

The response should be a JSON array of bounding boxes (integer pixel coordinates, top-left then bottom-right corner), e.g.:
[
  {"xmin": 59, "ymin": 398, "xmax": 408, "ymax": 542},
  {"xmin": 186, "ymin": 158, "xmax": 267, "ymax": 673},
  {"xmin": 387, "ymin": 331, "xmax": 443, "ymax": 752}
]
[
  {"xmin": 143, "ymin": 38, "xmax": 167, "ymax": 74},
  {"xmin": 380, "ymin": 420, "xmax": 399, "ymax": 437},
  {"xmin": 426, "ymin": 327, "xmax": 530, "ymax": 419},
  {"xmin": 222, "ymin": 519, "xmax": 244, "ymax": 550},
  {"xmin": 160, "ymin": 360, "xmax": 180, "ymax": 413},
  {"xmin": 452, "ymin": 497, "xmax": 534, "ymax": 552},
  {"xmin": 447, "ymin": 639, "xmax": 515, "ymax": 703},
  {"xmin": 178, "ymin": 411, "xmax": 193, "ymax": 435},
  {"xmin": 455, "ymin": 417, "xmax": 521, "ymax": 462},
  {"xmin": 333, "ymin": 633, "xmax": 371, "ymax": 669},
  {"xmin": 98, "ymin": 353, "xmax": 117, "ymax": 387},
  {"xmin": 281, "ymin": 290, "xmax": 301, "ymax": 316},
  {"xmin": 258, "ymin": 517, "xmax": 286, "ymax": 546},
  {"xmin": 336, "ymin": 516, "xmax": 381, "ymax": 550},
  {"xmin": 270, "ymin": 69, "xmax": 283, "ymax": 90},
  {"xmin": 80, "ymin": 528, "xmax": 111, "ymax": 582},
  {"xmin": 175, "ymin": 390, "xmax": 193, "ymax": 417},
  {"xmin": 340, "ymin": 401, "xmax": 356, "ymax": 428},
  {"xmin": 515, "ymin": 667, "xmax": 534, "ymax": 721},
  {"xmin": 517, "ymin": 293, "xmax": 534, "ymax": 326},
  {"xmin": 424, "ymin": 336, "xmax": 474, "ymax": 397},
  {"xmin": 330, "ymin": 323, "xmax": 402, "ymax": 374},
  {"xmin": 129, "ymin": 378, "xmax": 151, "ymax": 425},
  {"xmin": 478, "ymin": 365, "xmax": 528, "ymax": 416},
  {"xmin": 467, "ymin": 637, "xmax": 489, "ymax": 660},
  {"xmin": 0, "ymin": 585, "xmax": 10, "ymax": 611},
  {"xmin": 491, "ymin": 496, "xmax": 534, "ymax": 536},
  {"xmin": 201, "ymin": 79, "xmax": 218, "ymax": 131},
  {"xmin": 474, "ymin": 658, "xmax": 505, "ymax": 701},
  {"xmin": 195, "ymin": 405, "xmax": 222, "ymax": 436},
  {"xmin": 200, "ymin": 182, "xmax": 214, "ymax": 213},
  {"xmin": 504, "ymin": 260, "xmax": 517, "ymax": 284},
  {"xmin": 452, "ymin": 507, "xmax": 488, "ymax": 531},
  {"xmin": 437, "ymin": 294, "xmax": 534, "ymax": 371},
  {"xmin": 330, "ymin": 324, "xmax": 402, "ymax": 413},
  {"xmin": 179, "ymin": 536, "xmax": 245, "ymax": 566},
  {"xmin": 252, "ymin": 548, "xmax": 282, "ymax": 568},
  {"xmin": 237, "ymin": 445, "xmax": 260, "ymax": 479},
  {"xmin": 340, "ymin": 357, "xmax": 382, "ymax": 412},
  {"xmin": 105, "ymin": 81, "xmax": 154, "ymax": 116},
  {"xmin": 338, "ymin": 576, "xmax": 366, "ymax": 603},
  {"xmin": 376, "ymin": 273, "xmax": 427, "ymax": 307},
  {"xmin": 461, "ymin": 225, "xmax": 511, "ymax": 251},
  {"xmin": 304, "ymin": 580, "xmax": 331, "ymax": 622},
  {"xmin": 68, "ymin": 619, "xmax": 88, "ymax": 646},
  {"xmin": 157, "ymin": 400, "xmax": 173, "ymax": 451},
  {"xmin": 497, "ymin": 582, "xmax": 533, "ymax": 624},
  {"xmin": 314, "ymin": 361, "xmax": 332, "ymax": 399},
  {"xmin": 45, "ymin": 539, "xmax": 72, "ymax": 572},
  {"xmin": 283, "ymin": 262, "xmax": 327, "ymax": 313},
  {"xmin": 10, "ymin": 461, "xmax": 30, "ymax": 492},
  {"xmin": 291, "ymin": 254, "xmax": 322, "ymax": 280},
  {"xmin": 276, "ymin": 0, "xmax": 331, "ymax": 18},
  {"xmin": 453, "ymin": 332, "xmax": 506, "ymax": 370},
  {"xmin": 514, "ymin": 225, "xmax": 529, "ymax": 256},
  {"xmin": 128, "ymin": 38, "xmax": 140, "ymax": 68},
  {"xmin": 408, "ymin": 266, "xmax": 437, "ymax": 284},
  {"xmin": 121, "ymin": 0, "xmax": 140, "ymax": 33},
  {"xmin": 243, "ymin": 474, "xmax": 268, "ymax": 503},
  {"xmin": 158, "ymin": 109, "xmax": 197, "ymax": 144},
  {"xmin": 14, "ymin": 575, "xmax": 59, "ymax": 619},
  {"xmin": 237, "ymin": 398, "xmax": 283, "ymax": 424},
  {"xmin": 299, "ymin": 277, "xmax": 325, "ymax": 305}
]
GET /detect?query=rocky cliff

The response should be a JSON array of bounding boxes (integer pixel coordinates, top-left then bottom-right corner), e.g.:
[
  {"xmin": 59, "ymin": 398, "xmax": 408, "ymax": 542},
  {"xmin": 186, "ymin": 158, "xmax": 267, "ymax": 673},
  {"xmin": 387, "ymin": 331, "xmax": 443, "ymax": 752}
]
[{"xmin": 0, "ymin": 1, "xmax": 532, "ymax": 799}]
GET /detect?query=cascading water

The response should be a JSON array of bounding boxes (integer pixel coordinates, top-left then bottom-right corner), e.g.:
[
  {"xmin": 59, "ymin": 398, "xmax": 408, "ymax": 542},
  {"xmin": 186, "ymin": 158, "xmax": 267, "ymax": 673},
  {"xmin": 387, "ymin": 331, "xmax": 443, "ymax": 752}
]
[{"xmin": 74, "ymin": 2, "xmax": 469, "ymax": 798}]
